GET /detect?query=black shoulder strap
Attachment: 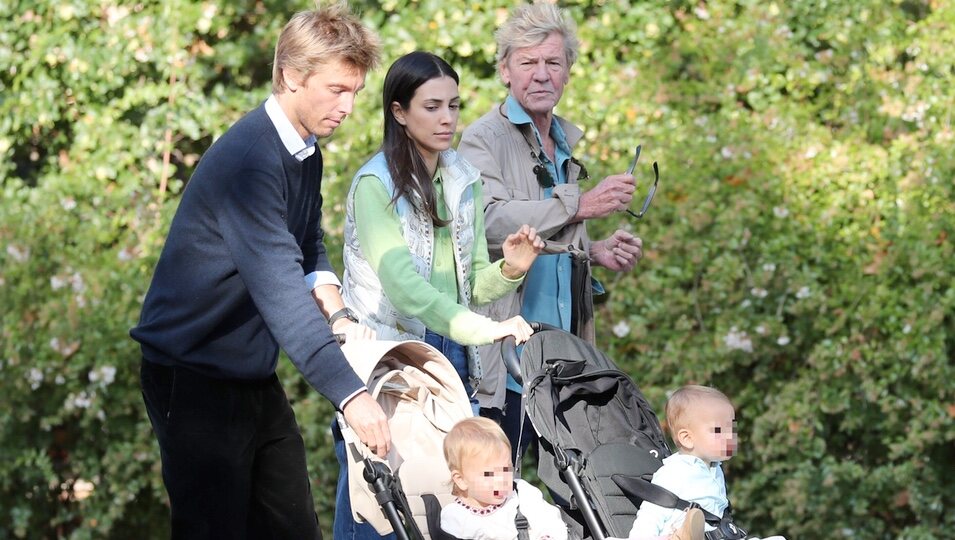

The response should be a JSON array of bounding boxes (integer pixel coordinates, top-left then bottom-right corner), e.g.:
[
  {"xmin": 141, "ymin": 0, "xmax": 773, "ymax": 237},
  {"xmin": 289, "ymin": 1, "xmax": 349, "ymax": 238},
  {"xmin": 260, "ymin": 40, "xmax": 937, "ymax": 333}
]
[
  {"xmin": 514, "ymin": 481, "xmax": 530, "ymax": 540},
  {"xmin": 612, "ymin": 474, "xmax": 751, "ymax": 540},
  {"xmin": 514, "ymin": 508, "xmax": 530, "ymax": 540},
  {"xmin": 611, "ymin": 474, "xmax": 723, "ymax": 524},
  {"xmin": 422, "ymin": 493, "xmax": 463, "ymax": 540}
]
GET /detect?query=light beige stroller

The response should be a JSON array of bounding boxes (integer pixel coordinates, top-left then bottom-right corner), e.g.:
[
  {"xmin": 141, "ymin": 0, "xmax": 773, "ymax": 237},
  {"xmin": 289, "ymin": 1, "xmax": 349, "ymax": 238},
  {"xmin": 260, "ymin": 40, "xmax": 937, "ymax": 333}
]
[{"xmin": 339, "ymin": 339, "xmax": 474, "ymax": 540}]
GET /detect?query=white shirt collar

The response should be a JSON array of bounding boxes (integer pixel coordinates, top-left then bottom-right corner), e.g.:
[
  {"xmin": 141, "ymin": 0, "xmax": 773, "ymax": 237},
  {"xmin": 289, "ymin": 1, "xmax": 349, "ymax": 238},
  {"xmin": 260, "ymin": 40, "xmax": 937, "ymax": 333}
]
[{"xmin": 264, "ymin": 94, "xmax": 316, "ymax": 162}]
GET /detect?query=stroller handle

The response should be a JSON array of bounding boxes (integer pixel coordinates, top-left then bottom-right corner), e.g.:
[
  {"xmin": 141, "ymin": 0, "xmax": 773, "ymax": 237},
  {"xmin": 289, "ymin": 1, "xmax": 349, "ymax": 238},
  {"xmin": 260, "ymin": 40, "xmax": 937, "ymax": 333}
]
[{"xmin": 502, "ymin": 322, "xmax": 556, "ymax": 385}]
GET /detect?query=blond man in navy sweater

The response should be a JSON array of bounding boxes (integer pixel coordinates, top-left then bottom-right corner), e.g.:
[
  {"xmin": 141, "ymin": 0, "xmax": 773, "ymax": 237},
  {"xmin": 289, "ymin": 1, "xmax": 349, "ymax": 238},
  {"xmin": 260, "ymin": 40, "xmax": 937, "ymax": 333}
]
[{"xmin": 131, "ymin": 4, "xmax": 389, "ymax": 538}]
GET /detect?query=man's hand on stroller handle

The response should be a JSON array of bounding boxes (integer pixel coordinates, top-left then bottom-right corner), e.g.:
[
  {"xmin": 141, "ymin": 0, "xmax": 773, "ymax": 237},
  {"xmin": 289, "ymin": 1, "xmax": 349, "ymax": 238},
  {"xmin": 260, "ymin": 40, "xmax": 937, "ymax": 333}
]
[{"xmin": 342, "ymin": 392, "xmax": 391, "ymax": 458}]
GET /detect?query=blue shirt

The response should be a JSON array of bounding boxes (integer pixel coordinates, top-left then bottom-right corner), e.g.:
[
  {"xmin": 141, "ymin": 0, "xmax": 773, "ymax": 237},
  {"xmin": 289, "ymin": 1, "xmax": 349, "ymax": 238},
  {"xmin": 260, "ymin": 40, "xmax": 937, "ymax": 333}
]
[
  {"xmin": 630, "ymin": 453, "xmax": 729, "ymax": 536},
  {"xmin": 504, "ymin": 96, "xmax": 574, "ymax": 392}
]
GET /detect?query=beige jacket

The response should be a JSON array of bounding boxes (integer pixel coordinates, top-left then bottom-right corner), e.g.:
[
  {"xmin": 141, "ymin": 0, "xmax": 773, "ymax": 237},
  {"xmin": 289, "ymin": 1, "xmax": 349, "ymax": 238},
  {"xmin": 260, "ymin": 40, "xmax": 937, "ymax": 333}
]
[{"xmin": 459, "ymin": 103, "xmax": 596, "ymax": 410}]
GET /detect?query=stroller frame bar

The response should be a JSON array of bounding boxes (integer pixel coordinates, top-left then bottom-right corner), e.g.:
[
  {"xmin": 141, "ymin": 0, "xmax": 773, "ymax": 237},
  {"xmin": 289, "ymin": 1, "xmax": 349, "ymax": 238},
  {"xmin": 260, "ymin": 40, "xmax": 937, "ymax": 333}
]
[{"xmin": 560, "ymin": 449, "xmax": 606, "ymax": 540}]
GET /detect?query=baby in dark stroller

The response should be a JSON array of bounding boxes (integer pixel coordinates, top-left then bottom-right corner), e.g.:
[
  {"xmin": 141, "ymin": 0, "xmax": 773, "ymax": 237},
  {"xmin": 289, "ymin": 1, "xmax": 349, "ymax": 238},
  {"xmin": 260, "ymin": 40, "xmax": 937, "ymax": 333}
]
[
  {"xmin": 509, "ymin": 327, "xmax": 784, "ymax": 540},
  {"xmin": 619, "ymin": 386, "xmax": 786, "ymax": 540},
  {"xmin": 440, "ymin": 417, "xmax": 568, "ymax": 540}
]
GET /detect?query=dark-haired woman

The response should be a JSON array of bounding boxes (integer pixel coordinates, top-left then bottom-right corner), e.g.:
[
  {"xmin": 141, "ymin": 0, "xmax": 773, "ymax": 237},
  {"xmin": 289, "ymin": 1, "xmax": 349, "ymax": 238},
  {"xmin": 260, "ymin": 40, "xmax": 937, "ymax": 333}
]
[{"xmin": 332, "ymin": 51, "xmax": 543, "ymax": 539}]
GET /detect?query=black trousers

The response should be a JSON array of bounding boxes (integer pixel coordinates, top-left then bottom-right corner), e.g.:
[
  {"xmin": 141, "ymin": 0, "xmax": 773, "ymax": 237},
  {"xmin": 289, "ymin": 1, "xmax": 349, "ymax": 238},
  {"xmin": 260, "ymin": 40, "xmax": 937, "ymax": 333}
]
[{"xmin": 140, "ymin": 359, "xmax": 322, "ymax": 540}]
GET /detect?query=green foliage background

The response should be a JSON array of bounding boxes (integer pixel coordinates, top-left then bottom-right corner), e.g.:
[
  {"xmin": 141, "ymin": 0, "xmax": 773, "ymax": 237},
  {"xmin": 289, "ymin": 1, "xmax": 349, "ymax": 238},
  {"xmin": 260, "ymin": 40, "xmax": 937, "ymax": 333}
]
[{"xmin": 1, "ymin": 0, "xmax": 952, "ymax": 538}]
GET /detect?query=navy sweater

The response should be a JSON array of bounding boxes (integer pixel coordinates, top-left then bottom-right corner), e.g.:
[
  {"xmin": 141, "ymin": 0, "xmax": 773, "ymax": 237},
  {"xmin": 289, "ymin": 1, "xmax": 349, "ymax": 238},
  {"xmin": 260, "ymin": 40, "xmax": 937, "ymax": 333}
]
[{"xmin": 131, "ymin": 104, "xmax": 363, "ymax": 407}]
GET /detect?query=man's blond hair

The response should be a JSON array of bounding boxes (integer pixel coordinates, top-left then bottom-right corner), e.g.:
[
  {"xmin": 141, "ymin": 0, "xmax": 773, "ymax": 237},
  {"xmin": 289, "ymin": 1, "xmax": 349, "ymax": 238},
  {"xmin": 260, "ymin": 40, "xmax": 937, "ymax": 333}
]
[
  {"xmin": 495, "ymin": 3, "xmax": 580, "ymax": 68},
  {"xmin": 272, "ymin": 1, "xmax": 381, "ymax": 94},
  {"xmin": 443, "ymin": 417, "xmax": 511, "ymax": 494},
  {"xmin": 665, "ymin": 385, "xmax": 733, "ymax": 448}
]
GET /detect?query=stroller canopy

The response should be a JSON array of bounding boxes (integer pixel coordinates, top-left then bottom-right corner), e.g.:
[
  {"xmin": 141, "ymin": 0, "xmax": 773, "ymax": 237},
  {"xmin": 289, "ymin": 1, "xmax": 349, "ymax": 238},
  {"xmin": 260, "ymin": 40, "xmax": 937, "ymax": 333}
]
[{"xmin": 339, "ymin": 339, "xmax": 473, "ymax": 538}]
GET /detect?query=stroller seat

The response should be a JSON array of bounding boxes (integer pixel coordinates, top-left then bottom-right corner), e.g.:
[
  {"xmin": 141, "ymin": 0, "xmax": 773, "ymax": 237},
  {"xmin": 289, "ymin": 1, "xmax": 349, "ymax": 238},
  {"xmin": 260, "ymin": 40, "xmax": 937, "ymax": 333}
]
[
  {"xmin": 585, "ymin": 442, "xmax": 664, "ymax": 535},
  {"xmin": 511, "ymin": 328, "xmax": 751, "ymax": 540},
  {"xmin": 515, "ymin": 328, "xmax": 671, "ymax": 539},
  {"xmin": 339, "ymin": 339, "xmax": 474, "ymax": 539}
]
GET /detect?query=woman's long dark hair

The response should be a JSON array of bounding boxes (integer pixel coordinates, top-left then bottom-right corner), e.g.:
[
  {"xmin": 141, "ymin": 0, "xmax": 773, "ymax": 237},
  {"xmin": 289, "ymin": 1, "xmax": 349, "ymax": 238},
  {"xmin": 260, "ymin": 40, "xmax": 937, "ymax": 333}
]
[{"xmin": 382, "ymin": 51, "xmax": 459, "ymax": 227}]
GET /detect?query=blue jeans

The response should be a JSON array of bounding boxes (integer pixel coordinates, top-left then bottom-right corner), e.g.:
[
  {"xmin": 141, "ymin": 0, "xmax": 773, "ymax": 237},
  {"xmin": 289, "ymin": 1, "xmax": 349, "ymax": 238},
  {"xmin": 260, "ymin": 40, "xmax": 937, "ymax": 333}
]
[
  {"xmin": 424, "ymin": 329, "xmax": 479, "ymax": 415},
  {"xmin": 331, "ymin": 330, "xmax": 476, "ymax": 539}
]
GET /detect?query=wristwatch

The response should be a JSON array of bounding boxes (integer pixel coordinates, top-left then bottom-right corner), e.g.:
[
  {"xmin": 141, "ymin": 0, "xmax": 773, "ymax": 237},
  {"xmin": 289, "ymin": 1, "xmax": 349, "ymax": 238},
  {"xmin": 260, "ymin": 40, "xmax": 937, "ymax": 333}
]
[{"xmin": 327, "ymin": 307, "xmax": 359, "ymax": 327}]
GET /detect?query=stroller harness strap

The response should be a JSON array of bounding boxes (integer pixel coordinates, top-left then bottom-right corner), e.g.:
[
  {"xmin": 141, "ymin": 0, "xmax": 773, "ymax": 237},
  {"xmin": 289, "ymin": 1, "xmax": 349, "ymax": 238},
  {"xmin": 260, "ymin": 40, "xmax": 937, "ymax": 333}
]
[
  {"xmin": 611, "ymin": 474, "xmax": 748, "ymax": 540},
  {"xmin": 514, "ymin": 507, "xmax": 530, "ymax": 540}
]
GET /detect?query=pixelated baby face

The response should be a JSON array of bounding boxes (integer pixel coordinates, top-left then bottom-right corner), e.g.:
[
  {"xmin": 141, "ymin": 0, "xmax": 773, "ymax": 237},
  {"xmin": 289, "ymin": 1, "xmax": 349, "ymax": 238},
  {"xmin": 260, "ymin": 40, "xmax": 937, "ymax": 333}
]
[
  {"xmin": 687, "ymin": 398, "xmax": 738, "ymax": 463},
  {"xmin": 458, "ymin": 446, "xmax": 514, "ymax": 508}
]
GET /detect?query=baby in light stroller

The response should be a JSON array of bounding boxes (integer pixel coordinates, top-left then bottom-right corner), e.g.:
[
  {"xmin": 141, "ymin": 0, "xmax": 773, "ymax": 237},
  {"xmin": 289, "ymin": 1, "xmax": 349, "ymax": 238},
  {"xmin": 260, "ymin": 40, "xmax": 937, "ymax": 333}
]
[
  {"xmin": 337, "ymin": 338, "xmax": 475, "ymax": 540},
  {"xmin": 440, "ymin": 417, "xmax": 568, "ymax": 540}
]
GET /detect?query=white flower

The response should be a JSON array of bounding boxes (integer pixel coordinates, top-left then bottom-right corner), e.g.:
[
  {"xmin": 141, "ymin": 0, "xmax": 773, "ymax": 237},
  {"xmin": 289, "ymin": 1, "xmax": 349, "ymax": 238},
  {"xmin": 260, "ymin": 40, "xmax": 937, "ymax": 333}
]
[
  {"xmin": 60, "ymin": 197, "xmax": 77, "ymax": 211},
  {"xmin": 28, "ymin": 368, "xmax": 44, "ymax": 390},
  {"xmin": 796, "ymin": 286, "xmax": 811, "ymax": 299},
  {"xmin": 89, "ymin": 366, "xmax": 117, "ymax": 386},
  {"xmin": 50, "ymin": 337, "xmax": 80, "ymax": 358},
  {"xmin": 902, "ymin": 324, "xmax": 911, "ymax": 334},
  {"xmin": 804, "ymin": 146, "xmax": 819, "ymax": 159},
  {"xmin": 750, "ymin": 287, "xmax": 769, "ymax": 298},
  {"xmin": 117, "ymin": 247, "xmax": 133, "ymax": 261},
  {"xmin": 105, "ymin": 5, "xmax": 130, "ymax": 26},
  {"xmin": 773, "ymin": 206, "xmax": 789, "ymax": 218},
  {"xmin": 51, "ymin": 275, "xmax": 68, "ymax": 290},
  {"xmin": 720, "ymin": 146, "xmax": 734, "ymax": 159},
  {"xmin": 55, "ymin": 375, "xmax": 65, "ymax": 385},
  {"xmin": 66, "ymin": 391, "xmax": 93, "ymax": 410},
  {"xmin": 6, "ymin": 244, "xmax": 29, "ymax": 262},
  {"xmin": 755, "ymin": 325, "xmax": 768, "ymax": 335},
  {"xmin": 777, "ymin": 335, "xmax": 791, "ymax": 346},
  {"xmin": 612, "ymin": 320, "xmax": 631, "ymax": 338},
  {"xmin": 762, "ymin": 263, "xmax": 776, "ymax": 272},
  {"xmin": 70, "ymin": 272, "xmax": 85, "ymax": 292},
  {"xmin": 73, "ymin": 479, "xmax": 95, "ymax": 500},
  {"xmin": 723, "ymin": 327, "xmax": 753, "ymax": 353}
]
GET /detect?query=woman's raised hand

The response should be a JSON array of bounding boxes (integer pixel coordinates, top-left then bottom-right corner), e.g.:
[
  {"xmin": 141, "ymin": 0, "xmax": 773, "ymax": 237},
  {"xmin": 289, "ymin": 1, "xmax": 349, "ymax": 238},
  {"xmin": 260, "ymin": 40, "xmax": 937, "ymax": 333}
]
[{"xmin": 501, "ymin": 224, "xmax": 545, "ymax": 278}]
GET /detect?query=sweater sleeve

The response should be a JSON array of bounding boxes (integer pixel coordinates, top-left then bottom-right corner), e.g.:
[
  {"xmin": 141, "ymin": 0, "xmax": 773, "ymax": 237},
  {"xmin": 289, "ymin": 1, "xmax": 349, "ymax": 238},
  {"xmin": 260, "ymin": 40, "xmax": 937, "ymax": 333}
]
[
  {"xmin": 353, "ymin": 175, "xmax": 500, "ymax": 345},
  {"xmin": 215, "ymin": 165, "xmax": 363, "ymax": 406}
]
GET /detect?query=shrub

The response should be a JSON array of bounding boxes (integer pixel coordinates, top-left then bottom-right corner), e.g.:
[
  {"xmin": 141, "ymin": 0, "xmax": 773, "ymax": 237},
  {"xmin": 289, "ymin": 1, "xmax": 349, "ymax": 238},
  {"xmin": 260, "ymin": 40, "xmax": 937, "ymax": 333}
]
[{"xmin": 1, "ymin": 1, "xmax": 951, "ymax": 538}]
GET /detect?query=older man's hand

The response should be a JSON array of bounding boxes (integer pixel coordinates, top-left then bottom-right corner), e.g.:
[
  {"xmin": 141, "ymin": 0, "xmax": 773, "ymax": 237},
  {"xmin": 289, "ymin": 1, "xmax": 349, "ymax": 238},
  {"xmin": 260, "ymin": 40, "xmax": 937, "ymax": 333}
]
[
  {"xmin": 575, "ymin": 173, "xmax": 636, "ymax": 221},
  {"xmin": 590, "ymin": 229, "xmax": 643, "ymax": 272}
]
